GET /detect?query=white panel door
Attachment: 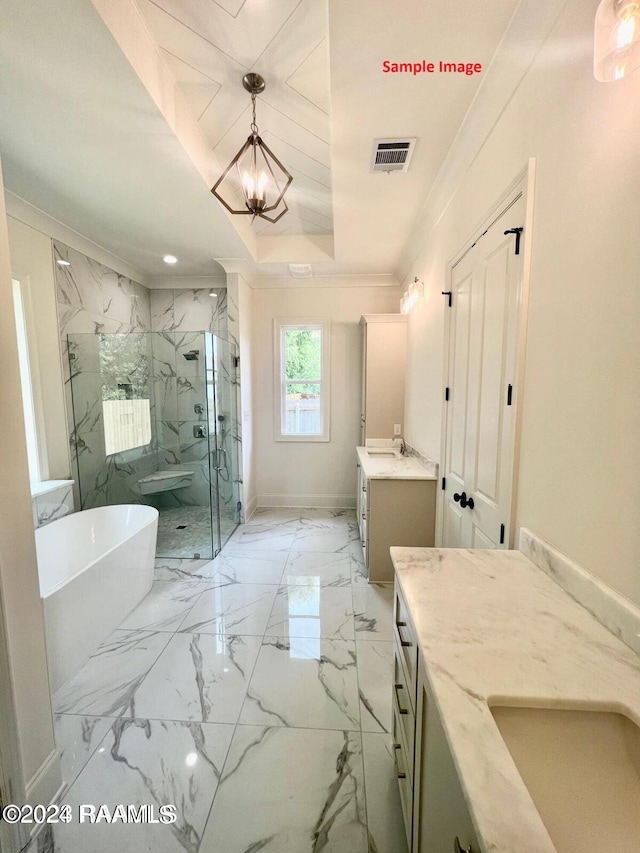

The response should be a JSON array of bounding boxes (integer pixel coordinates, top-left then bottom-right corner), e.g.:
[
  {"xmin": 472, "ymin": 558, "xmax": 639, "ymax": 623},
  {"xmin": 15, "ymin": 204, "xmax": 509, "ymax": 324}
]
[{"xmin": 442, "ymin": 196, "xmax": 525, "ymax": 549}]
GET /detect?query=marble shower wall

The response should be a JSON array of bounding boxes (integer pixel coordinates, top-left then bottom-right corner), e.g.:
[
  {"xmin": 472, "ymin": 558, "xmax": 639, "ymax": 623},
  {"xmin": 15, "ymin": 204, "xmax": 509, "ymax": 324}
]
[
  {"xmin": 55, "ymin": 242, "xmax": 155, "ymax": 510},
  {"xmin": 212, "ymin": 337, "xmax": 242, "ymax": 536},
  {"xmin": 150, "ymin": 287, "xmax": 241, "ymax": 528},
  {"xmin": 54, "ymin": 241, "xmax": 232, "ymax": 517},
  {"xmin": 150, "ymin": 331, "xmax": 211, "ymax": 511},
  {"xmin": 149, "ymin": 288, "xmax": 228, "ymax": 338}
]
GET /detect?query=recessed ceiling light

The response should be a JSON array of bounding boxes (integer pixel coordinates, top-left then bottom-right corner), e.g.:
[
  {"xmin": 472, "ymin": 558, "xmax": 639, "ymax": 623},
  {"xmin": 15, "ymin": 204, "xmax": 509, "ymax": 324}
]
[
  {"xmin": 163, "ymin": 254, "xmax": 178, "ymax": 265},
  {"xmin": 288, "ymin": 263, "xmax": 313, "ymax": 278},
  {"xmin": 56, "ymin": 259, "xmax": 71, "ymax": 267},
  {"xmin": 209, "ymin": 291, "xmax": 218, "ymax": 299}
]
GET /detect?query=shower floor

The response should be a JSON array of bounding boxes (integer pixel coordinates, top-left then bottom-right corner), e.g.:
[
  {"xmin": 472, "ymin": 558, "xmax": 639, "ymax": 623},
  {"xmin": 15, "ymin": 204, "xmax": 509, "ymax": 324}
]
[{"xmin": 156, "ymin": 506, "xmax": 238, "ymax": 559}]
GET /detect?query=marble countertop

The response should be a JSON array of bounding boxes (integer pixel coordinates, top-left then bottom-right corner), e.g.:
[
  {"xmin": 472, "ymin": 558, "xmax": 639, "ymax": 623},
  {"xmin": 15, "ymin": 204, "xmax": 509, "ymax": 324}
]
[
  {"xmin": 356, "ymin": 446, "xmax": 437, "ymax": 481},
  {"xmin": 390, "ymin": 547, "xmax": 640, "ymax": 853}
]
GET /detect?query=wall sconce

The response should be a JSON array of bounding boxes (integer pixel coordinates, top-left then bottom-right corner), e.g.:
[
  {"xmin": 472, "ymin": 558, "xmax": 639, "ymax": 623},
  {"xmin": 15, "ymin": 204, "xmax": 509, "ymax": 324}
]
[
  {"xmin": 401, "ymin": 277, "xmax": 424, "ymax": 315},
  {"xmin": 594, "ymin": 0, "xmax": 640, "ymax": 80}
]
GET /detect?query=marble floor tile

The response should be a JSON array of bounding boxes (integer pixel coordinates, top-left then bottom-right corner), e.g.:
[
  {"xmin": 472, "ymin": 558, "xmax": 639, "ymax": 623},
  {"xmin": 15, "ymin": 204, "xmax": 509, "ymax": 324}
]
[
  {"xmin": 119, "ymin": 581, "xmax": 208, "ymax": 632},
  {"xmin": 298, "ymin": 508, "xmax": 356, "ymax": 529},
  {"xmin": 353, "ymin": 583, "xmax": 394, "ymax": 640},
  {"xmin": 240, "ymin": 636, "xmax": 360, "ymax": 730},
  {"xmin": 178, "ymin": 583, "xmax": 278, "ymax": 635},
  {"xmin": 241, "ymin": 516, "xmax": 300, "ymax": 534},
  {"xmin": 54, "ymin": 714, "xmax": 114, "ymax": 788},
  {"xmin": 133, "ymin": 632, "xmax": 261, "ymax": 723},
  {"xmin": 351, "ymin": 558, "xmax": 370, "ymax": 587},
  {"xmin": 281, "ymin": 551, "xmax": 352, "ymax": 587},
  {"xmin": 291, "ymin": 525, "xmax": 351, "ymax": 553},
  {"xmin": 246, "ymin": 507, "xmax": 303, "ymax": 526},
  {"xmin": 154, "ymin": 558, "xmax": 213, "ymax": 582},
  {"xmin": 356, "ymin": 641, "xmax": 394, "ymax": 734},
  {"xmin": 266, "ymin": 584, "xmax": 355, "ymax": 640},
  {"xmin": 228, "ymin": 525, "xmax": 296, "ymax": 551},
  {"xmin": 53, "ymin": 629, "xmax": 172, "ymax": 717},
  {"xmin": 213, "ymin": 549, "xmax": 289, "ymax": 584},
  {"xmin": 362, "ymin": 733, "xmax": 409, "ymax": 853},
  {"xmin": 49, "ymin": 718, "xmax": 234, "ymax": 853},
  {"xmin": 199, "ymin": 726, "xmax": 368, "ymax": 853}
]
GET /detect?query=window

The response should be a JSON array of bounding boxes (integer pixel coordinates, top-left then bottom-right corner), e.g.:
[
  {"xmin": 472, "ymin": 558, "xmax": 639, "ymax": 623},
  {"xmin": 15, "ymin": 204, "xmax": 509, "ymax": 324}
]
[
  {"xmin": 97, "ymin": 335, "xmax": 152, "ymax": 456},
  {"xmin": 12, "ymin": 279, "xmax": 46, "ymax": 483},
  {"xmin": 275, "ymin": 319, "xmax": 330, "ymax": 442}
]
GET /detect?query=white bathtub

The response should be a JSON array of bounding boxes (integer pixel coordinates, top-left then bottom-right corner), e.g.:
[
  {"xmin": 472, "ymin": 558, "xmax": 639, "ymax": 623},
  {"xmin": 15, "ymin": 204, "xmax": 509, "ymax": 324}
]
[{"xmin": 35, "ymin": 505, "xmax": 158, "ymax": 692}]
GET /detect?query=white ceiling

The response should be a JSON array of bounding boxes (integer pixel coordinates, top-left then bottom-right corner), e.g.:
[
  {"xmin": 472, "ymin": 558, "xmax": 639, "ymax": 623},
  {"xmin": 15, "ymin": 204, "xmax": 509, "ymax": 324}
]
[
  {"xmin": 0, "ymin": 0, "xmax": 521, "ymax": 281},
  {"xmin": 136, "ymin": 0, "xmax": 333, "ymax": 239}
]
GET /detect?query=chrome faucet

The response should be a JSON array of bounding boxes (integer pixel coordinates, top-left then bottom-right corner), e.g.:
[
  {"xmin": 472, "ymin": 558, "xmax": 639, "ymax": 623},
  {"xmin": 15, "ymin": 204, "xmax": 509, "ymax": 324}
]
[{"xmin": 395, "ymin": 435, "xmax": 407, "ymax": 456}]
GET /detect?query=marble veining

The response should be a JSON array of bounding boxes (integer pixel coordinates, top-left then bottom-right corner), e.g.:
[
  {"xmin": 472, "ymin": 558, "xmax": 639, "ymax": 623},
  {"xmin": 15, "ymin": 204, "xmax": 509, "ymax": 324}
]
[
  {"xmin": 200, "ymin": 726, "xmax": 368, "ymax": 853},
  {"xmin": 519, "ymin": 527, "xmax": 640, "ymax": 655},
  {"xmin": 391, "ymin": 545, "xmax": 640, "ymax": 853},
  {"xmin": 32, "ymin": 482, "xmax": 74, "ymax": 528},
  {"xmin": 48, "ymin": 717, "xmax": 234, "ymax": 853},
  {"xmin": 239, "ymin": 636, "xmax": 360, "ymax": 730},
  {"xmin": 356, "ymin": 446, "xmax": 438, "ymax": 481}
]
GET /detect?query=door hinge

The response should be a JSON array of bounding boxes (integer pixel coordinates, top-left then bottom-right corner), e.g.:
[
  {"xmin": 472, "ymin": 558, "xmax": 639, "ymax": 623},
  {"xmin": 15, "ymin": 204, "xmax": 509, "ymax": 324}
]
[
  {"xmin": 503, "ymin": 227, "xmax": 523, "ymax": 255},
  {"xmin": 441, "ymin": 477, "xmax": 446, "ymax": 491},
  {"xmin": 441, "ymin": 291, "xmax": 452, "ymax": 307},
  {"xmin": 445, "ymin": 387, "xmax": 450, "ymax": 401},
  {"xmin": 507, "ymin": 384, "xmax": 513, "ymax": 406},
  {"xmin": 499, "ymin": 523, "xmax": 505, "ymax": 545}
]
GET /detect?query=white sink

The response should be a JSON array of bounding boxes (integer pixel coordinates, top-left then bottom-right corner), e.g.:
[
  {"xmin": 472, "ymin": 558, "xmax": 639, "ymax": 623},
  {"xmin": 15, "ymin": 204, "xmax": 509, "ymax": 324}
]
[
  {"xmin": 491, "ymin": 705, "xmax": 640, "ymax": 852},
  {"xmin": 366, "ymin": 449, "xmax": 399, "ymax": 458}
]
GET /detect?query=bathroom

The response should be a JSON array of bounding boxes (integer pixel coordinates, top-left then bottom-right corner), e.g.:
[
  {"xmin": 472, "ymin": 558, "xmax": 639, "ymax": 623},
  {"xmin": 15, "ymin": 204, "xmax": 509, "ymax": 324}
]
[{"xmin": 0, "ymin": 1, "xmax": 639, "ymax": 852}]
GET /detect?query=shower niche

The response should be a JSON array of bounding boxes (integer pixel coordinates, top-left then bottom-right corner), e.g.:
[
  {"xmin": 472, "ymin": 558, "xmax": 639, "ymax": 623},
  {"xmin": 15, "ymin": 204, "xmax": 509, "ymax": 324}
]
[{"xmin": 68, "ymin": 330, "xmax": 241, "ymax": 559}]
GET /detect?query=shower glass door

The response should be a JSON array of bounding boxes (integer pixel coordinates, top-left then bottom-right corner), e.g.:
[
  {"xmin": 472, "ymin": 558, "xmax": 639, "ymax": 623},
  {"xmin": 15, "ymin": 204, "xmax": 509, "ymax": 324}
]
[{"xmin": 206, "ymin": 335, "xmax": 241, "ymax": 550}]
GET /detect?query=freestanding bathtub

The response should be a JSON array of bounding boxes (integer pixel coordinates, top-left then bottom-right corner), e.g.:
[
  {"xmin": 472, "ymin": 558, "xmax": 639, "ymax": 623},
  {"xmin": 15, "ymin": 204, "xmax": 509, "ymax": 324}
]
[{"xmin": 35, "ymin": 504, "xmax": 158, "ymax": 692}]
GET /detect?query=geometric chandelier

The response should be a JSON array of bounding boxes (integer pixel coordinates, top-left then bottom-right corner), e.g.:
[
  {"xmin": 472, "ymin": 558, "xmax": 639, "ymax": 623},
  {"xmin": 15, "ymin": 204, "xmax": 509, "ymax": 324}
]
[
  {"xmin": 594, "ymin": 0, "xmax": 640, "ymax": 80},
  {"xmin": 211, "ymin": 73, "xmax": 293, "ymax": 224}
]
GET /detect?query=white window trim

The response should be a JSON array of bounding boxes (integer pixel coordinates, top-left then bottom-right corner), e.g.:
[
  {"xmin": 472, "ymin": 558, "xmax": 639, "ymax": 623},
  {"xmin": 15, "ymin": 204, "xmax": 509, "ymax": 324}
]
[
  {"xmin": 12, "ymin": 277, "xmax": 49, "ymax": 482},
  {"xmin": 274, "ymin": 318, "xmax": 330, "ymax": 442}
]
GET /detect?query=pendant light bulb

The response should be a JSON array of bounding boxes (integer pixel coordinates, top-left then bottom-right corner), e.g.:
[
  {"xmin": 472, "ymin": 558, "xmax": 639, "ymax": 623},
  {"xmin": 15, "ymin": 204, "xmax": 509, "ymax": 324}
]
[{"xmin": 594, "ymin": 0, "xmax": 640, "ymax": 80}]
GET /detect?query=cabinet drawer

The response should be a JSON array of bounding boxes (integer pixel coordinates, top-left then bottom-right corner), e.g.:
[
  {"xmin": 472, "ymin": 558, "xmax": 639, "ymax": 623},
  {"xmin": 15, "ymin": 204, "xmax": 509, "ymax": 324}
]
[
  {"xmin": 393, "ymin": 643, "xmax": 415, "ymax": 775},
  {"xmin": 393, "ymin": 705, "xmax": 413, "ymax": 850},
  {"xmin": 394, "ymin": 585, "xmax": 418, "ymax": 712}
]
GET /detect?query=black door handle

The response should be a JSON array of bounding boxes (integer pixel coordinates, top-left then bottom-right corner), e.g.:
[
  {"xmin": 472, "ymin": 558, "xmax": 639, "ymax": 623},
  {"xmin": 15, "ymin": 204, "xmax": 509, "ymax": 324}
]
[{"xmin": 454, "ymin": 492, "xmax": 474, "ymax": 510}]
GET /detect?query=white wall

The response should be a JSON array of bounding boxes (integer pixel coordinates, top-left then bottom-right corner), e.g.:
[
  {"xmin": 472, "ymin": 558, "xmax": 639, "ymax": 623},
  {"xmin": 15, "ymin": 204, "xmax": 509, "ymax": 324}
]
[
  {"xmin": 253, "ymin": 285, "xmax": 401, "ymax": 507},
  {"xmin": 237, "ymin": 275, "xmax": 257, "ymax": 518},
  {"xmin": 402, "ymin": 0, "xmax": 640, "ymax": 606},
  {"xmin": 0, "ymin": 163, "xmax": 61, "ymax": 813}
]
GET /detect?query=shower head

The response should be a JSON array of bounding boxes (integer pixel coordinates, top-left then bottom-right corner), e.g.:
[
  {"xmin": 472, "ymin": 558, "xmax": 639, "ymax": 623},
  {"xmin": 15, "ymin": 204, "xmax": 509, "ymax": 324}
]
[{"xmin": 183, "ymin": 350, "xmax": 200, "ymax": 361}]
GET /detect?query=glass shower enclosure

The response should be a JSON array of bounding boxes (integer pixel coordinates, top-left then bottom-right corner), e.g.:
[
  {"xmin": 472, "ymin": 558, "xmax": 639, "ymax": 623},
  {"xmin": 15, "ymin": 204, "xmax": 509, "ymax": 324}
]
[{"xmin": 68, "ymin": 331, "xmax": 241, "ymax": 560}]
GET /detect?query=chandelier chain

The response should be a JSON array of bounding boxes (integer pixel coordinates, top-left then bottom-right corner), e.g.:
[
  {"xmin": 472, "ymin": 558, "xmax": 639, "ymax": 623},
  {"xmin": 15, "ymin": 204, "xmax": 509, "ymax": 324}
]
[{"xmin": 250, "ymin": 93, "xmax": 259, "ymax": 134}]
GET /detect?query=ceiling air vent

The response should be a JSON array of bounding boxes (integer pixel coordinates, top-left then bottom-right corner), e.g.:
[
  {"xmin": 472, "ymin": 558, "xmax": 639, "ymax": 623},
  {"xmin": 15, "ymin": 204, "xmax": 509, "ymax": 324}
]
[{"xmin": 370, "ymin": 138, "xmax": 417, "ymax": 173}]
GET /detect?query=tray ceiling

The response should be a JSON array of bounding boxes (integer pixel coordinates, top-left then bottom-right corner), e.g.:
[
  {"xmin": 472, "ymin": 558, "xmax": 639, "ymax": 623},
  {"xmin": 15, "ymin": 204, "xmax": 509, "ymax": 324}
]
[{"xmin": 136, "ymin": 0, "xmax": 333, "ymax": 238}]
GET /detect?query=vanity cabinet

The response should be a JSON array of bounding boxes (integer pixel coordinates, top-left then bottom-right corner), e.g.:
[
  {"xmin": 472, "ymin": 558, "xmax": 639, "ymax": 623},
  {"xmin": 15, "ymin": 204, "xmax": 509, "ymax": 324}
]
[
  {"xmin": 357, "ymin": 463, "xmax": 436, "ymax": 582},
  {"xmin": 360, "ymin": 314, "xmax": 407, "ymax": 443},
  {"xmin": 393, "ymin": 581, "xmax": 481, "ymax": 853}
]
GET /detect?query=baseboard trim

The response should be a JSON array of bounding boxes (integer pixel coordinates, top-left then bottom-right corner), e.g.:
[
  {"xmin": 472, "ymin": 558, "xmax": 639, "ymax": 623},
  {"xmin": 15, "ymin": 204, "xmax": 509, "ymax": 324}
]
[
  {"xmin": 257, "ymin": 494, "xmax": 356, "ymax": 509},
  {"xmin": 243, "ymin": 495, "xmax": 258, "ymax": 523},
  {"xmin": 25, "ymin": 748, "xmax": 63, "ymax": 809}
]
